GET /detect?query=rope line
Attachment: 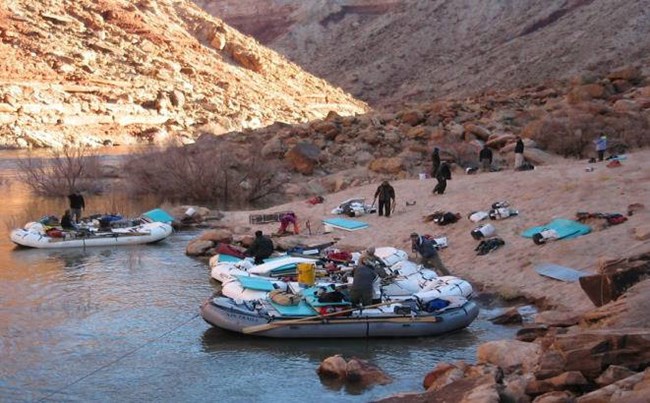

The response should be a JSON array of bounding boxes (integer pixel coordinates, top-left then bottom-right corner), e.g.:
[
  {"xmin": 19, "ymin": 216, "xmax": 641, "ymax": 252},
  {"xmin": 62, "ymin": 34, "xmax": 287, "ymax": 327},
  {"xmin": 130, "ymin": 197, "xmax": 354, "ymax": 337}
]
[{"xmin": 39, "ymin": 313, "xmax": 200, "ymax": 402}]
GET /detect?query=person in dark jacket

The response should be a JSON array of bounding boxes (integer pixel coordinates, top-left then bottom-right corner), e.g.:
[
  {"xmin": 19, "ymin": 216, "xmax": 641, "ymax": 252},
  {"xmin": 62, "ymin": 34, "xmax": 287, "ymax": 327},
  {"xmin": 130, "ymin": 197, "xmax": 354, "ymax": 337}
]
[
  {"xmin": 349, "ymin": 262, "xmax": 378, "ymax": 306},
  {"xmin": 67, "ymin": 190, "xmax": 85, "ymax": 223},
  {"xmin": 374, "ymin": 181, "xmax": 396, "ymax": 217},
  {"xmin": 245, "ymin": 230, "xmax": 274, "ymax": 264},
  {"xmin": 514, "ymin": 137, "xmax": 525, "ymax": 170},
  {"xmin": 433, "ymin": 162, "xmax": 451, "ymax": 195},
  {"xmin": 410, "ymin": 232, "xmax": 450, "ymax": 276},
  {"xmin": 431, "ymin": 147, "xmax": 441, "ymax": 179},
  {"xmin": 60, "ymin": 210, "xmax": 76, "ymax": 230},
  {"xmin": 479, "ymin": 145, "xmax": 493, "ymax": 172}
]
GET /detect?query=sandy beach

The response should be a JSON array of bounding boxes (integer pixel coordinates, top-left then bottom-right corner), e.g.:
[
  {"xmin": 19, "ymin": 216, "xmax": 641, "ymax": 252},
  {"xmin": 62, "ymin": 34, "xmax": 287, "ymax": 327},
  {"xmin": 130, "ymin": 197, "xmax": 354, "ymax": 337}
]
[{"xmin": 218, "ymin": 149, "xmax": 650, "ymax": 315}]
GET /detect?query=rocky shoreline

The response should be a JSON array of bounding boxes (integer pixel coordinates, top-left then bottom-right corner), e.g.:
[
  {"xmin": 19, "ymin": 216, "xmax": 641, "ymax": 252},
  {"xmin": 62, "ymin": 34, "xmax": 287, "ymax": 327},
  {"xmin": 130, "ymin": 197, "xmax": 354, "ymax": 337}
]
[{"xmin": 180, "ymin": 148, "xmax": 650, "ymax": 402}]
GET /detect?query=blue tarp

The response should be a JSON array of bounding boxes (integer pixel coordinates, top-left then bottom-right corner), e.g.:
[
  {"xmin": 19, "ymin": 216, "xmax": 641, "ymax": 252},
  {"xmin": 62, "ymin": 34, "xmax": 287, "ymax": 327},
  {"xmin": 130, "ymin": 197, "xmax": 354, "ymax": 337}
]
[
  {"xmin": 235, "ymin": 275, "xmax": 277, "ymax": 291},
  {"xmin": 142, "ymin": 208, "xmax": 174, "ymax": 224},
  {"xmin": 521, "ymin": 218, "xmax": 591, "ymax": 240},
  {"xmin": 322, "ymin": 217, "xmax": 369, "ymax": 231},
  {"xmin": 218, "ymin": 254, "xmax": 243, "ymax": 263},
  {"xmin": 270, "ymin": 300, "xmax": 317, "ymax": 316}
]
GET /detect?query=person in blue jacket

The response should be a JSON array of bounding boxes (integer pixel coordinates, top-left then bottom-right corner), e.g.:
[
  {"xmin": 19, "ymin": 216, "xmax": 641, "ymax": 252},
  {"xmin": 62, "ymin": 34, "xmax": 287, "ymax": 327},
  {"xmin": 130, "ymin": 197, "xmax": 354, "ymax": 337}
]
[{"xmin": 594, "ymin": 135, "xmax": 608, "ymax": 161}]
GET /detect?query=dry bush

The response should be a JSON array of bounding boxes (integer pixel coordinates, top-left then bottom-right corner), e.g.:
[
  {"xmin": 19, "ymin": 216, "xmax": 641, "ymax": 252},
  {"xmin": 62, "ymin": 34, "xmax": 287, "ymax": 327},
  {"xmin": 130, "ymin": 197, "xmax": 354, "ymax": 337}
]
[
  {"xmin": 15, "ymin": 146, "xmax": 103, "ymax": 196},
  {"xmin": 525, "ymin": 109, "xmax": 650, "ymax": 158},
  {"xmin": 122, "ymin": 144, "xmax": 285, "ymax": 208}
]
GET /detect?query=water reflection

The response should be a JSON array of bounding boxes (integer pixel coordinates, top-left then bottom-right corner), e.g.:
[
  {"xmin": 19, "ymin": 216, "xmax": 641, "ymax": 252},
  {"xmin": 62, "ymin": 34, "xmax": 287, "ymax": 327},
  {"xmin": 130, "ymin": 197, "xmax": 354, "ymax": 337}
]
[{"xmin": 200, "ymin": 326, "xmax": 483, "ymax": 363}]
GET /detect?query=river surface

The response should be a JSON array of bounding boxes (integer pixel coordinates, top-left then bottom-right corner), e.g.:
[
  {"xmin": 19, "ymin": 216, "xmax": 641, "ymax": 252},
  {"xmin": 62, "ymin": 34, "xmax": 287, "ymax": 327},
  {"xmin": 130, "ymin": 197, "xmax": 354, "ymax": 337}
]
[{"xmin": 0, "ymin": 149, "xmax": 517, "ymax": 402}]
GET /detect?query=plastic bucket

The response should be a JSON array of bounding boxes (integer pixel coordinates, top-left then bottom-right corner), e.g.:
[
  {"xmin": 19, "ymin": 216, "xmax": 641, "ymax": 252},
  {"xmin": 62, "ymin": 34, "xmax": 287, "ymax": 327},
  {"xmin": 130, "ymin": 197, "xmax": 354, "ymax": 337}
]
[{"xmin": 297, "ymin": 263, "xmax": 316, "ymax": 286}]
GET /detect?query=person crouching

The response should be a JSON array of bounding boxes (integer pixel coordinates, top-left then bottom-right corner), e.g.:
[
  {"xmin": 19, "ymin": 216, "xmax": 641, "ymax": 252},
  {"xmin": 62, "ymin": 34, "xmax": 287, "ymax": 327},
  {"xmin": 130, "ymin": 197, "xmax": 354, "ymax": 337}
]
[{"xmin": 245, "ymin": 230, "xmax": 274, "ymax": 265}]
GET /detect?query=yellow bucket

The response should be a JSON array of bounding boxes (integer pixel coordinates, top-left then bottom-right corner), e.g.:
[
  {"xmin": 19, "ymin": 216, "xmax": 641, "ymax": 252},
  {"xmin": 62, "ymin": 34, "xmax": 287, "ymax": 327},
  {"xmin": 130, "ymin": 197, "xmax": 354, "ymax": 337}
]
[{"xmin": 297, "ymin": 263, "xmax": 316, "ymax": 286}]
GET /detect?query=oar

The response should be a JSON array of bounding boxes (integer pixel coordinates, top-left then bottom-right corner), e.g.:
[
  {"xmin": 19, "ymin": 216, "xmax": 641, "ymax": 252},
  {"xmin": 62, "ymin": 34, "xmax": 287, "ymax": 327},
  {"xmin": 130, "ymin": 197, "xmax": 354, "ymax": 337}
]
[
  {"xmin": 242, "ymin": 300, "xmax": 397, "ymax": 334},
  {"xmin": 276, "ymin": 315, "xmax": 438, "ymax": 326}
]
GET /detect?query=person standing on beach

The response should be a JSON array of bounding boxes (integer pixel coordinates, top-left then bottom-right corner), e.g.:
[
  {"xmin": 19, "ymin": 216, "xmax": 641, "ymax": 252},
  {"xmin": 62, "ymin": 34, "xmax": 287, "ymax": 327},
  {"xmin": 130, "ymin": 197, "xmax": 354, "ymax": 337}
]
[
  {"xmin": 479, "ymin": 144, "xmax": 493, "ymax": 172},
  {"xmin": 594, "ymin": 135, "xmax": 608, "ymax": 161},
  {"xmin": 374, "ymin": 181, "xmax": 396, "ymax": 217},
  {"xmin": 67, "ymin": 190, "xmax": 85, "ymax": 223},
  {"xmin": 431, "ymin": 147, "xmax": 441, "ymax": 179},
  {"xmin": 433, "ymin": 162, "xmax": 451, "ymax": 195},
  {"xmin": 514, "ymin": 137, "xmax": 524, "ymax": 170}
]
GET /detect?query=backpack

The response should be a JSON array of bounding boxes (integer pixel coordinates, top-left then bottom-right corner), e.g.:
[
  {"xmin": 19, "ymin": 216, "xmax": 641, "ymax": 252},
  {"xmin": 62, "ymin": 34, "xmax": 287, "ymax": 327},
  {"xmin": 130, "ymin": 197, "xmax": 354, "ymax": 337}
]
[
  {"xmin": 423, "ymin": 298, "xmax": 451, "ymax": 312},
  {"xmin": 606, "ymin": 214, "xmax": 627, "ymax": 225},
  {"xmin": 475, "ymin": 237, "xmax": 505, "ymax": 255}
]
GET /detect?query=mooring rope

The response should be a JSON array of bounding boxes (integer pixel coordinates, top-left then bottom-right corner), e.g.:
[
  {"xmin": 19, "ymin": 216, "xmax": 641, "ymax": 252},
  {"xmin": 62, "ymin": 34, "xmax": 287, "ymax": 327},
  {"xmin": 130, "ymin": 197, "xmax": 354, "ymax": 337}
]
[{"xmin": 39, "ymin": 313, "xmax": 200, "ymax": 402}]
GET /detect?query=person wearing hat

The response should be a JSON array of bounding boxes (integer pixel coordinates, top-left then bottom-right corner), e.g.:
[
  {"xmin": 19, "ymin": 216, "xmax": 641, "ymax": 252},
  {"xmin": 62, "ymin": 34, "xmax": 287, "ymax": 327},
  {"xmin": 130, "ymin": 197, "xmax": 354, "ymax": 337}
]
[
  {"xmin": 373, "ymin": 180, "xmax": 396, "ymax": 217},
  {"xmin": 594, "ymin": 135, "xmax": 608, "ymax": 161},
  {"xmin": 410, "ymin": 232, "xmax": 450, "ymax": 276},
  {"xmin": 362, "ymin": 247, "xmax": 389, "ymax": 278},
  {"xmin": 245, "ymin": 230, "xmax": 274, "ymax": 264}
]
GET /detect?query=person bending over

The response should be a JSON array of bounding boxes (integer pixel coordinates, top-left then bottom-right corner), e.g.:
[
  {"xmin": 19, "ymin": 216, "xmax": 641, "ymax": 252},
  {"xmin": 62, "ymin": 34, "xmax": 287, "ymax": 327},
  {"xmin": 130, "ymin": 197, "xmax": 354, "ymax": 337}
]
[
  {"xmin": 349, "ymin": 261, "xmax": 378, "ymax": 306},
  {"xmin": 410, "ymin": 232, "xmax": 450, "ymax": 276}
]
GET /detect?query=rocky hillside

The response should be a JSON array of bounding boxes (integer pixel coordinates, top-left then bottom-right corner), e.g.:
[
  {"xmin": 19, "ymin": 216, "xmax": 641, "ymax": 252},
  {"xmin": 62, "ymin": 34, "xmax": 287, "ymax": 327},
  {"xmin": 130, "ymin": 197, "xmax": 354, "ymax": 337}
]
[
  {"xmin": 198, "ymin": 0, "xmax": 650, "ymax": 108},
  {"xmin": 179, "ymin": 66, "xmax": 648, "ymax": 205},
  {"xmin": 0, "ymin": 0, "xmax": 367, "ymax": 149}
]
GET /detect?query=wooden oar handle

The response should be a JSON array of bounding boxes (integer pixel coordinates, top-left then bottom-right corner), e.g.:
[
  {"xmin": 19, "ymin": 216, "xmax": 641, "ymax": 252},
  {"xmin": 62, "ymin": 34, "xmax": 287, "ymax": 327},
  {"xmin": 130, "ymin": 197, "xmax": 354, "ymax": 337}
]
[{"xmin": 242, "ymin": 300, "xmax": 397, "ymax": 334}]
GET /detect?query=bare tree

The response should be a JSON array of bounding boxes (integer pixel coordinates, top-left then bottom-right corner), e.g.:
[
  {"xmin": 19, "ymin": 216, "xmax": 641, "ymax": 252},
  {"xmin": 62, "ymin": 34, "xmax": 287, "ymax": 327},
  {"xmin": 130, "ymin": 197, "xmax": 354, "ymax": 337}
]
[
  {"xmin": 122, "ymin": 143, "xmax": 285, "ymax": 208},
  {"xmin": 16, "ymin": 146, "xmax": 102, "ymax": 196}
]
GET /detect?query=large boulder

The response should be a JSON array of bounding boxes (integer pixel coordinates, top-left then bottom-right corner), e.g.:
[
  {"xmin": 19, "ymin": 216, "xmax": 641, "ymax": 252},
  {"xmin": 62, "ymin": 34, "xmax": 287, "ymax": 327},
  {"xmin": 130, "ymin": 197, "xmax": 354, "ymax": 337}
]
[
  {"xmin": 400, "ymin": 109, "xmax": 425, "ymax": 126},
  {"xmin": 423, "ymin": 362, "xmax": 467, "ymax": 391},
  {"xmin": 346, "ymin": 358, "xmax": 392, "ymax": 386},
  {"xmin": 607, "ymin": 66, "xmax": 643, "ymax": 84},
  {"xmin": 368, "ymin": 157, "xmax": 404, "ymax": 174},
  {"xmin": 317, "ymin": 355, "xmax": 347, "ymax": 379},
  {"xmin": 534, "ymin": 310, "xmax": 582, "ymax": 327},
  {"xmin": 285, "ymin": 142, "xmax": 321, "ymax": 175},
  {"xmin": 576, "ymin": 368, "xmax": 650, "ymax": 402},
  {"xmin": 463, "ymin": 123, "xmax": 491, "ymax": 140},
  {"xmin": 544, "ymin": 328, "xmax": 650, "ymax": 380},
  {"xmin": 477, "ymin": 340, "xmax": 541, "ymax": 374},
  {"xmin": 311, "ymin": 121, "xmax": 340, "ymax": 140},
  {"xmin": 186, "ymin": 239, "xmax": 214, "ymax": 256},
  {"xmin": 317, "ymin": 355, "xmax": 392, "ymax": 388},
  {"xmin": 595, "ymin": 365, "xmax": 638, "ymax": 387},
  {"xmin": 525, "ymin": 371, "xmax": 588, "ymax": 395},
  {"xmin": 261, "ymin": 135, "xmax": 285, "ymax": 157},
  {"xmin": 198, "ymin": 229, "xmax": 233, "ymax": 244}
]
